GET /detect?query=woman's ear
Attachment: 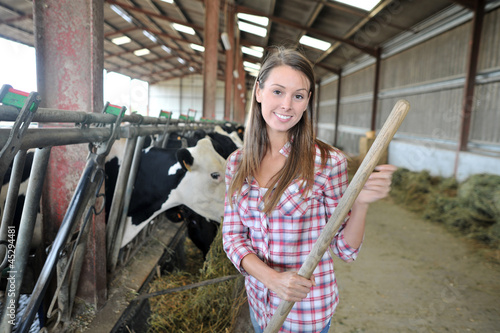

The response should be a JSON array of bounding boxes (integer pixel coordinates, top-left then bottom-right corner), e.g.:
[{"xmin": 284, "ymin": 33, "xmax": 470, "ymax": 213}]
[{"xmin": 255, "ymin": 82, "xmax": 262, "ymax": 103}]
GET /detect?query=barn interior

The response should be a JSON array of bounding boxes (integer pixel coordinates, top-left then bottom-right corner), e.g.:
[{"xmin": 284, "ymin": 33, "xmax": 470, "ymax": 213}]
[{"xmin": 0, "ymin": 0, "xmax": 500, "ymax": 332}]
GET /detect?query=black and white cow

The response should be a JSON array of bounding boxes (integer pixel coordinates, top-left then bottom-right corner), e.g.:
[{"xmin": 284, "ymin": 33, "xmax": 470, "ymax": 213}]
[
  {"xmin": 214, "ymin": 125, "xmax": 244, "ymax": 148},
  {"xmin": 105, "ymin": 136, "xmax": 233, "ymax": 250},
  {"xmin": 163, "ymin": 204, "xmax": 219, "ymax": 259}
]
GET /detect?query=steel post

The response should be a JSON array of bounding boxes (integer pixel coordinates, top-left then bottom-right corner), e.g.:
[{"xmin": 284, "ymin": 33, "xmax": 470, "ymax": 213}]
[
  {"xmin": 0, "ymin": 147, "xmax": 51, "ymax": 333},
  {"xmin": 108, "ymin": 136, "xmax": 146, "ymax": 272},
  {"xmin": 0, "ymin": 150, "xmax": 27, "ymax": 268},
  {"xmin": 18, "ymin": 153, "xmax": 104, "ymax": 332},
  {"xmin": 105, "ymin": 137, "xmax": 137, "ymax": 266}
]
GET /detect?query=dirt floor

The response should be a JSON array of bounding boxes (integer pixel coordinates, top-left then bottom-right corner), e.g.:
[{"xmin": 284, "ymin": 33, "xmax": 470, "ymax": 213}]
[{"xmin": 235, "ymin": 198, "xmax": 500, "ymax": 333}]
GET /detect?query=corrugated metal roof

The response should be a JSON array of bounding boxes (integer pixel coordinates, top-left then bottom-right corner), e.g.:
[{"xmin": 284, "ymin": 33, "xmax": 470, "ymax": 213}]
[{"xmin": 0, "ymin": 0, "xmax": 480, "ymax": 87}]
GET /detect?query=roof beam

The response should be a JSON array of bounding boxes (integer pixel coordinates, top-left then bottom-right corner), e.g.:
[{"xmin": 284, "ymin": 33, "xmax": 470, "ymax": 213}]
[
  {"xmin": 315, "ymin": 0, "xmax": 393, "ymax": 63},
  {"xmin": 315, "ymin": 62, "xmax": 341, "ymax": 75},
  {"xmin": 104, "ymin": 0, "xmax": 204, "ymax": 31},
  {"xmin": 450, "ymin": 0, "xmax": 477, "ymax": 10}
]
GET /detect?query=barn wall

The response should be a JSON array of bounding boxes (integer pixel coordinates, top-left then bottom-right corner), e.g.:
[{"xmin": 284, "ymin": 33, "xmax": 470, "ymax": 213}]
[
  {"xmin": 149, "ymin": 74, "xmax": 225, "ymax": 120},
  {"xmin": 317, "ymin": 5, "xmax": 500, "ymax": 179}
]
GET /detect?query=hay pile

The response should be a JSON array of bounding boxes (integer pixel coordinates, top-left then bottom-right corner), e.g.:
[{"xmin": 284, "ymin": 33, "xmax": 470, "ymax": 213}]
[
  {"xmin": 390, "ymin": 168, "xmax": 500, "ymax": 247},
  {"xmin": 147, "ymin": 227, "xmax": 246, "ymax": 332}
]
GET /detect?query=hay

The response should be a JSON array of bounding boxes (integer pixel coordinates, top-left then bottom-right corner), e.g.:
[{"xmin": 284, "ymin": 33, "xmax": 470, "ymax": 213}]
[
  {"xmin": 147, "ymin": 226, "xmax": 246, "ymax": 332},
  {"xmin": 390, "ymin": 169, "xmax": 500, "ymax": 247}
]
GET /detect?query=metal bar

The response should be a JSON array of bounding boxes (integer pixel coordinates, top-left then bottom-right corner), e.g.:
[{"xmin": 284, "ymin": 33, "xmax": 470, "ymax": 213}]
[
  {"xmin": 334, "ymin": 71, "xmax": 342, "ymax": 147},
  {"xmin": 0, "ymin": 147, "xmax": 51, "ymax": 333},
  {"xmin": 0, "ymin": 91, "xmax": 40, "ymax": 182},
  {"xmin": 106, "ymin": 137, "xmax": 137, "ymax": 261},
  {"xmin": 454, "ymin": 0, "xmax": 485, "ymax": 177},
  {"xmin": 108, "ymin": 136, "xmax": 146, "ymax": 272},
  {"xmin": 134, "ymin": 274, "xmax": 240, "ymax": 301},
  {"xmin": 0, "ymin": 105, "xmax": 198, "ymax": 126},
  {"xmin": 18, "ymin": 153, "xmax": 104, "ymax": 332},
  {"xmin": 0, "ymin": 150, "xmax": 28, "ymax": 270},
  {"xmin": 314, "ymin": 79, "xmax": 321, "ymax": 138},
  {"xmin": 0, "ymin": 124, "xmax": 214, "ymax": 151},
  {"xmin": 457, "ymin": 0, "xmax": 485, "ymax": 152},
  {"xmin": 106, "ymin": 138, "xmax": 137, "ymax": 255},
  {"xmin": 371, "ymin": 48, "xmax": 381, "ymax": 132}
]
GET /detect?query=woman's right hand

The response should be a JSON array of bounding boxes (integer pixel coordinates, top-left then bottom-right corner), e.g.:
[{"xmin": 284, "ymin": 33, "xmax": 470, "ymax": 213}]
[{"xmin": 268, "ymin": 271, "xmax": 316, "ymax": 302}]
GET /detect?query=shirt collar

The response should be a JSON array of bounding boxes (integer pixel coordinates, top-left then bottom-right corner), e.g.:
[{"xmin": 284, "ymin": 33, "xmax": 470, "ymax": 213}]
[{"xmin": 279, "ymin": 141, "xmax": 292, "ymax": 158}]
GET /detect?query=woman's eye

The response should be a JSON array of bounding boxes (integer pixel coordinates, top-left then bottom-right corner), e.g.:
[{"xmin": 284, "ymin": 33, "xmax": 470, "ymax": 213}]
[
  {"xmin": 295, "ymin": 94, "xmax": 304, "ymax": 100},
  {"xmin": 273, "ymin": 90, "xmax": 282, "ymax": 95}
]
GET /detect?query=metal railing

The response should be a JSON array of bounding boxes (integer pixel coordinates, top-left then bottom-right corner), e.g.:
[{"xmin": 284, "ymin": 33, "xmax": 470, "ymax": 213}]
[{"xmin": 0, "ymin": 84, "xmax": 223, "ymax": 332}]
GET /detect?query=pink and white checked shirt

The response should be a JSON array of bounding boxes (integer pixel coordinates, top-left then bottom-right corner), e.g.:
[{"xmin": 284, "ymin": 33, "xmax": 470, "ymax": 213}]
[{"xmin": 222, "ymin": 142, "xmax": 360, "ymax": 333}]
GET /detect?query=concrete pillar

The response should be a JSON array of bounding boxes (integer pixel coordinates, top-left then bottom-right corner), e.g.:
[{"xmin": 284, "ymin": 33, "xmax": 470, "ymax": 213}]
[
  {"xmin": 203, "ymin": 0, "xmax": 220, "ymax": 119},
  {"xmin": 34, "ymin": 0, "xmax": 106, "ymax": 308}
]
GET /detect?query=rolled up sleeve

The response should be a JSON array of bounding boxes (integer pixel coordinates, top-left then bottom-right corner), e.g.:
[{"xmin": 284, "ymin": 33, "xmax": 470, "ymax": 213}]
[
  {"xmin": 222, "ymin": 151, "xmax": 256, "ymax": 275},
  {"xmin": 322, "ymin": 151, "xmax": 362, "ymax": 262}
]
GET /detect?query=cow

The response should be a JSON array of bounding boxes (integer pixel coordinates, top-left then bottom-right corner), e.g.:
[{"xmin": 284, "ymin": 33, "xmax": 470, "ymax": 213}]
[
  {"xmin": 104, "ymin": 135, "xmax": 233, "ymax": 251},
  {"xmin": 164, "ymin": 204, "xmax": 219, "ymax": 259},
  {"xmin": 163, "ymin": 129, "xmax": 207, "ymax": 149},
  {"xmin": 220, "ymin": 122, "xmax": 245, "ymax": 142},
  {"xmin": 214, "ymin": 125, "xmax": 244, "ymax": 148}
]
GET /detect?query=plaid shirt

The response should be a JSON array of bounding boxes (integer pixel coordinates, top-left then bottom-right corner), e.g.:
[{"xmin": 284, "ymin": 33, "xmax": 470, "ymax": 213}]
[{"xmin": 223, "ymin": 142, "xmax": 360, "ymax": 333}]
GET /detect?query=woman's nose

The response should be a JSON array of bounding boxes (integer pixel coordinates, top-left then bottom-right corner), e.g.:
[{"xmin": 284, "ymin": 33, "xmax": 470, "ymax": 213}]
[{"xmin": 281, "ymin": 95, "xmax": 292, "ymax": 110}]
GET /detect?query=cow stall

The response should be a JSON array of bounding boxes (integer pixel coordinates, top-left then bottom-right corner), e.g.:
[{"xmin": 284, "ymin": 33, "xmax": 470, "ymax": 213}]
[{"xmin": 0, "ymin": 84, "xmax": 238, "ymax": 332}]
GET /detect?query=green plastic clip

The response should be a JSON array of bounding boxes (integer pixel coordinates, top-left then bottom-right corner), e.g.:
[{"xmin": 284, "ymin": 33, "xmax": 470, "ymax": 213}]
[
  {"xmin": 0, "ymin": 85, "xmax": 29, "ymax": 109},
  {"xmin": 105, "ymin": 103, "xmax": 124, "ymax": 117},
  {"xmin": 159, "ymin": 110, "xmax": 172, "ymax": 119}
]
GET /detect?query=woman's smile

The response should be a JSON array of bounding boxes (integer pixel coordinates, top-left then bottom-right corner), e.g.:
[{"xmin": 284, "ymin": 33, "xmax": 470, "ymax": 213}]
[{"xmin": 274, "ymin": 112, "xmax": 293, "ymax": 121}]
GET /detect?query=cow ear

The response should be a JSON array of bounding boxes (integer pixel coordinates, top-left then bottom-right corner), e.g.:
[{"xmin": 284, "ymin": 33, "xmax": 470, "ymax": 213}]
[{"xmin": 177, "ymin": 148, "xmax": 194, "ymax": 172}]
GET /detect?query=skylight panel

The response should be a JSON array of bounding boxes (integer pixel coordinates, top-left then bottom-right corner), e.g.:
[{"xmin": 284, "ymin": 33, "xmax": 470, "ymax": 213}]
[
  {"xmin": 243, "ymin": 61, "xmax": 261, "ymax": 76},
  {"xmin": 237, "ymin": 13, "xmax": 269, "ymax": 27},
  {"xmin": 134, "ymin": 48, "xmax": 150, "ymax": 56},
  {"xmin": 172, "ymin": 23, "xmax": 195, "ymax": 35},
  {"xmin": 161, "ymin": 45, "xmax": 172, "ymax": 54},
  {"xmin": 143, "ymin": 30, "xmax": 157, "ymax": 43},
  {"xmin": 241, "ymin": 46, "xmax": 263, "ymax": 58},
  {"xmin": 331, "ymin": 0, "xmax": 380, "ymax": 11},
  {"xmin": 238, "ymin": 21, "xmax": 267, "ymax": 38},
  {"xmin": 160, "ymin": 0, "xmax": 174, "ymax": 3},
  {"xmin": 111, "ymin": 36, "xmax": 131, "ymax": 45},
  {"xmin": 190, "ymin": 44, "xmax": 205, "ymax": 52},
  {"xmin": 299, "ymin": 35, "xmax": 331, "ymax": 51},
  {"xmin": 110, "ymin": 5, "xmax": 133, "ymax": 24}
]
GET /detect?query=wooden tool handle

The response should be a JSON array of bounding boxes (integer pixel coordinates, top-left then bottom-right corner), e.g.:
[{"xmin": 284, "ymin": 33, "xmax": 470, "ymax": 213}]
[{"xmin": 263, "ymin": 99, "xmax": 410, "ymax": 333}]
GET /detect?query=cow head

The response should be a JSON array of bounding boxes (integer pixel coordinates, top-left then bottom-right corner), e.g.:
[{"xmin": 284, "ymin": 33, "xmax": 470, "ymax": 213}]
[{"xmin": 173, "ymin": 138, "xmax": 225, "ymax": 222}]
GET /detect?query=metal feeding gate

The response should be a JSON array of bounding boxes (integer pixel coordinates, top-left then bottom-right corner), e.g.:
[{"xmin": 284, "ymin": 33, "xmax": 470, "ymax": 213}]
[{"xmin": 0, "ymin": 84, "xmax": 218, "ymax": 332}]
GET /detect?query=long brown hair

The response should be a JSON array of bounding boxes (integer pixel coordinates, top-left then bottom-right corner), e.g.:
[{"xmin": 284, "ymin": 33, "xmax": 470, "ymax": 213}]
[{"xmin": 228, "ymin": 46, "xmax": 335, "ymax": 214}]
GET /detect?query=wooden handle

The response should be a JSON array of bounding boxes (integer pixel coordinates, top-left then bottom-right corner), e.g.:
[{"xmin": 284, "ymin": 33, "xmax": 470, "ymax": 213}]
[{"xmin": 263, "ymin": 99, "xmax": 410, "ymax": 333}]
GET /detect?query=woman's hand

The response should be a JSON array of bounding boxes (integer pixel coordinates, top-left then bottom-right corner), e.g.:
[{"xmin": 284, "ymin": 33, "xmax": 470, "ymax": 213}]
[
  {"xmin": 355, "ymin": 164, "xmax": 397, "ymax": 205},
  {"xmin": 267, "ymin": 271, "xmax": 316, "ymax": 302}
]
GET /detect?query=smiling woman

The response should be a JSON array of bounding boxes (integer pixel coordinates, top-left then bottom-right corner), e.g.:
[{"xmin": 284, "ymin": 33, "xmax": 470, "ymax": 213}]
[{"xmin": 222, "ymin": 47, "xmax": 396, "ymax": 333}]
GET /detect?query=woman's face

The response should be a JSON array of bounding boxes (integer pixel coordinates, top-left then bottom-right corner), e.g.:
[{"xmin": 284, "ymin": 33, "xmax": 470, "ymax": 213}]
[{"xmin": 256, "ymin": 65, "xmax": 311, "ymax": 137}]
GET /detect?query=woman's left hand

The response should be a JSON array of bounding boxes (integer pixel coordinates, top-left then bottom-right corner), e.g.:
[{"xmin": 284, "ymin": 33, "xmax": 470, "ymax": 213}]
[{"xmin": 355, "ymin": 164, "xmax": 397, "ymax": 205}]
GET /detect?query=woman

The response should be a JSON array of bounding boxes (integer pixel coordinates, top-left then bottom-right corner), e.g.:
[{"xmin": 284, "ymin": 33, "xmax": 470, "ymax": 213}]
[{"xmin": 222, "ymin": 47, "xmax": 396, "ymax": 333}]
